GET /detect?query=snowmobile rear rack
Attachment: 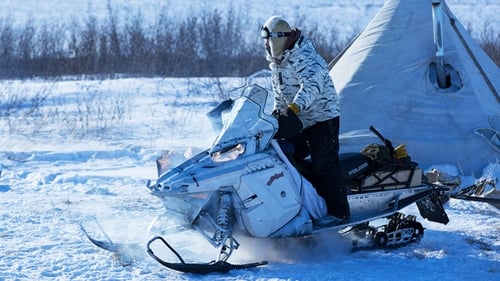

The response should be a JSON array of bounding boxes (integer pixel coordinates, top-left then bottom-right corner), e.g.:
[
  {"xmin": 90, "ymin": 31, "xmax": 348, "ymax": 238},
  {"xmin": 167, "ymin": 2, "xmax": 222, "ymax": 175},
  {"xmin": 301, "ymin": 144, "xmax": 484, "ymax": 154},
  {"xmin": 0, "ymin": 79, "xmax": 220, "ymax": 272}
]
[{"xmin": 146, "ymin": 236, "xmax": 268, "ymax": 274}]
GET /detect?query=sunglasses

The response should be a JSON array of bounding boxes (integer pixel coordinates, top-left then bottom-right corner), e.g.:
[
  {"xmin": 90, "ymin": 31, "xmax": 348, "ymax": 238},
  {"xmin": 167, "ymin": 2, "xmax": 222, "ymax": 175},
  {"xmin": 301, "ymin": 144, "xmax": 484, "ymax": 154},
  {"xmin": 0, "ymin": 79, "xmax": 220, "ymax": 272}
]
[{"xmin": 260, "ymin": 26, "xmax": 292, "ymax": 39}]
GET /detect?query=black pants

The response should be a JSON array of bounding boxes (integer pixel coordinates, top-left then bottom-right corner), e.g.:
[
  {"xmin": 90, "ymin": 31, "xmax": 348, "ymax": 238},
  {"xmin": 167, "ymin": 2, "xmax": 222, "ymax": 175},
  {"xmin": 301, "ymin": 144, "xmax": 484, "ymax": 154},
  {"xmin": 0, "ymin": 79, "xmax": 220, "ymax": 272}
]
[{"xmin": 288, "ymin": 117, "xmax": 350, "ymax": 219}]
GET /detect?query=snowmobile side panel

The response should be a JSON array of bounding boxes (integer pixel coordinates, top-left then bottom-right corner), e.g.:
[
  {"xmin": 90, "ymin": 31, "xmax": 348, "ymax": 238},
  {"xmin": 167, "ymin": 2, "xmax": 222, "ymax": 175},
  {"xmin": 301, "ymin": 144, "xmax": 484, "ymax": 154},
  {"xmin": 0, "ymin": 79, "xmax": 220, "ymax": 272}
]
[{"xmin": 238, "ymin": 163, "xmax": 302, "ymax": 237}]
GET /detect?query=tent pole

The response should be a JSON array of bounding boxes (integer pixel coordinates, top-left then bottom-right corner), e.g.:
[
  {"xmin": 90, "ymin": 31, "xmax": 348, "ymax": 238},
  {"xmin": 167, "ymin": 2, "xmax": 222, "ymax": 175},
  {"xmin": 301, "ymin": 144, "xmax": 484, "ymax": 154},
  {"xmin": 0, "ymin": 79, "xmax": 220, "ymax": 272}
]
[{"xmin": 432, "ymin": 0, "xmax": 449, "ymax": 88}]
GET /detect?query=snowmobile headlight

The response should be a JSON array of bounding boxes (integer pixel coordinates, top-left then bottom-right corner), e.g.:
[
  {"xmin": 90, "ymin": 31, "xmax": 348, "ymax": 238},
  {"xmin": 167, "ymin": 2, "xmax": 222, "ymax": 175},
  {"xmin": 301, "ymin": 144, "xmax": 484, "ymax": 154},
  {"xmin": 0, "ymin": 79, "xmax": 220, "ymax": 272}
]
[{"xmin": 211, "ymin": 143, "xmax": 245, "ymax": 162}]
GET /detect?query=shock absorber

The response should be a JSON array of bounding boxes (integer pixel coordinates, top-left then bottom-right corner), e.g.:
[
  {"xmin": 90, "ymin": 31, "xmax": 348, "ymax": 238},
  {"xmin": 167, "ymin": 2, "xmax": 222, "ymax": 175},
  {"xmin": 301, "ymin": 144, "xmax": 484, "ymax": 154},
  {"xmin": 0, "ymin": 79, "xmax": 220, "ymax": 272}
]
[
  {"xmin": 214, "ymin": 192, "xmax": 239, "ymax": 262},
  {"xmin": 215, "ymin": 192, "xmax": 233, "ymax": 244}
]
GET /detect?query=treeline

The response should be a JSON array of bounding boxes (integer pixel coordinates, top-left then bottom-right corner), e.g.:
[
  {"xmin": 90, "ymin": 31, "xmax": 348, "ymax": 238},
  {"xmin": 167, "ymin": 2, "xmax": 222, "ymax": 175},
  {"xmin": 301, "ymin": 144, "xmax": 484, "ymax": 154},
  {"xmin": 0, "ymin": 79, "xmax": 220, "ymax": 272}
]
[
  {"xmin": 0, "ymin": 6, "xmax": 260, "ymax": 77},
  {"xmin": 0, "ymin": 5, "xmax": 347, "ymax": 79},
  {"xmin": 0, "ymin": 5, "xmax": 498, "ymax": 79}
]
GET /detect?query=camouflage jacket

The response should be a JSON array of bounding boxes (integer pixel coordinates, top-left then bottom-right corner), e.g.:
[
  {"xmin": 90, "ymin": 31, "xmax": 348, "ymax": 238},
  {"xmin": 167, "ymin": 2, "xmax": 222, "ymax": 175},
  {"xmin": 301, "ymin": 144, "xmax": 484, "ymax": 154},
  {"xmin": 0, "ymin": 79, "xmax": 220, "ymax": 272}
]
[{"xmin": 270, "ymin": 35, "xmax": 340, "ymax": 129}]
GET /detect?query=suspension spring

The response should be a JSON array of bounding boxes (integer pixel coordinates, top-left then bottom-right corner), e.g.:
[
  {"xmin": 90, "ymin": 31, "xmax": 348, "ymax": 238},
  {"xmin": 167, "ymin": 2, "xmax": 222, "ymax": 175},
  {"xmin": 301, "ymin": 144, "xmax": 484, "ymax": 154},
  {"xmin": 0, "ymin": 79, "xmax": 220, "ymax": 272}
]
[{"xmin": 215, "ymin": 192, "xmax": 233, "ymax": 244}]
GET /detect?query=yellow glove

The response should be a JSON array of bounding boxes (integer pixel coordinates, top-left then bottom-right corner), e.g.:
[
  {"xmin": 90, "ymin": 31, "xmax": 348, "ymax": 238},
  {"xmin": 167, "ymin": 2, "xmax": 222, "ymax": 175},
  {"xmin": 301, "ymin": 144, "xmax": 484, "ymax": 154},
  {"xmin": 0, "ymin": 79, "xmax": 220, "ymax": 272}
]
[{"xmin": 288, "ymin": 103, "xmax": 300, "ymax": 115}]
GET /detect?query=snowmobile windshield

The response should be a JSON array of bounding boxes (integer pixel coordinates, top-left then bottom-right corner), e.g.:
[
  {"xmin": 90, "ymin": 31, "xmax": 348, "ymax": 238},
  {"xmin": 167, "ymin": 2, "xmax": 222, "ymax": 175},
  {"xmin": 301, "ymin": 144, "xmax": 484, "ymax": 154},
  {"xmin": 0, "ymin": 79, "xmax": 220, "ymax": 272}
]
[{"xmin": 209, "ymin": 85, "xmax": 278, "ymax": 159}]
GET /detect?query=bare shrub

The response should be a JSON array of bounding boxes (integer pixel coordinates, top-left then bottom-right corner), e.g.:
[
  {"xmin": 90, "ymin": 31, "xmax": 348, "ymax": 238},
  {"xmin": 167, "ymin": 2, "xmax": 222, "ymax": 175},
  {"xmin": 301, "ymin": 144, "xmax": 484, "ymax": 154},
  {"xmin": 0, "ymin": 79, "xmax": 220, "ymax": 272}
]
[
  {"xmin": 0, "ymin": 16, "xmax": 15, "ymax": 58},
  {"xmin": 73, "ymin": 82, "xmax": 133, "ymax": 138},
  {"xmin": 0, "ymin": 6, "xmax": 497, "ymax": 78},
  {"xmin": 476, "ymin": 23, "xmax": 500, "ymax": 66},
  {"xmin": 0, "ymin": 80, "xmax": 133, "ymax": 139},
  {"xmin": 0, "ymin": 82, "xmax": 51, "ymax": 135},
  {"xmin": 151, "ymin": 8, "xmax": 176, "ymax": 75}
]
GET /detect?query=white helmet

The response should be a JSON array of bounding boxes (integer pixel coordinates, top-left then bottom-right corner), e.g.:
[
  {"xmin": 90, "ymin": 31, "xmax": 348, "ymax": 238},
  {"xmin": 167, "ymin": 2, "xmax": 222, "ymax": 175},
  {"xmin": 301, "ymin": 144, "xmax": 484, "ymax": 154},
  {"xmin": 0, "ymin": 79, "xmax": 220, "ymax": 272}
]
[{"xmin": 261, "ymin": 16, "xmax": 292, "ymax": 57}]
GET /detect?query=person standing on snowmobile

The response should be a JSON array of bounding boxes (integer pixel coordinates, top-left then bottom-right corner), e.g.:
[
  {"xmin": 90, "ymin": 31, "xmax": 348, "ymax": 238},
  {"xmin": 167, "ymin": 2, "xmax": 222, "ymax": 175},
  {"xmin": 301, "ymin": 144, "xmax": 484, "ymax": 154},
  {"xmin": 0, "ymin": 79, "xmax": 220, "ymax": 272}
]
[{"xmin": 261, "ymin": 15, "xmax": 350, "ymax": 222}]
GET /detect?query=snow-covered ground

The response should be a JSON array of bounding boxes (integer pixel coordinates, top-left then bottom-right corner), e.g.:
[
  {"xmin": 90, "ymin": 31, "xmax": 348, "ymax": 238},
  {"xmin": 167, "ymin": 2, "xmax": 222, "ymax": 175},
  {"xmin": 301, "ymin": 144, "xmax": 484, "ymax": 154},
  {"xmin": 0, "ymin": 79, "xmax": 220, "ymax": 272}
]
[
  {"xmin": 1, "ymin": 1, "xmax": 499, "ymax": 280},
  {"xmin": 1, "ymin": 76, "xmax": 499, "ymax": 281}
]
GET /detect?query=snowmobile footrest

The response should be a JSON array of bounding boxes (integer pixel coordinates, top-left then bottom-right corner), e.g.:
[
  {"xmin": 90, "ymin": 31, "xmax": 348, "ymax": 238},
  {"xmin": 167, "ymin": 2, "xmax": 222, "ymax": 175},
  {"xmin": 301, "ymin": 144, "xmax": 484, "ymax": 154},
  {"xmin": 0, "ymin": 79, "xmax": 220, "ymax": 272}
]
[{"xmin": 146, "ymin": 236, "xmax": 267, "ymax": 274}]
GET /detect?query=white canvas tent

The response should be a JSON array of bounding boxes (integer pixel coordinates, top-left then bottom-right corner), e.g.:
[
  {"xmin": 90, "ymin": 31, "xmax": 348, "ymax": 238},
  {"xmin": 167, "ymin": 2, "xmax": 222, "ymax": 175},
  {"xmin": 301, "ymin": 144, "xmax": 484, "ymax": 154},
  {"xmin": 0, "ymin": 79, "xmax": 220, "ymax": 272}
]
[{"xmin": 330, "ymin": 0, "xmax": 500, "ymax": 175}]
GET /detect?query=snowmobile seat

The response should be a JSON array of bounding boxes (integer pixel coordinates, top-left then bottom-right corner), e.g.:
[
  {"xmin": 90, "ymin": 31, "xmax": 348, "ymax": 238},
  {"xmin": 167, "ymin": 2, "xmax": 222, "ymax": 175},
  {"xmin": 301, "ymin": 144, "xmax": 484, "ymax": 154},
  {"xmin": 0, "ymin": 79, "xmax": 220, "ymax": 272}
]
[
  {"xmin": 338, "ymin": 153, "xmax": 371, "ymax": 182},
  {"xmin": 293, "ymin": 153, "xmax": 372, "ymax": 190}
]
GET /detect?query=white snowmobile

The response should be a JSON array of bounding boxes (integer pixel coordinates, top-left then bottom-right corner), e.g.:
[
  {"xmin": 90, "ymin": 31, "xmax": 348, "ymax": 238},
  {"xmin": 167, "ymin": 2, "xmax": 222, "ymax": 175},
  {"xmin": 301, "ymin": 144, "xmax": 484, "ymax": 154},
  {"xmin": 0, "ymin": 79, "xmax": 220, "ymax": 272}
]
[{"xmin": 140, "ymin": 78, "xmax": 450, "ymax": 274}]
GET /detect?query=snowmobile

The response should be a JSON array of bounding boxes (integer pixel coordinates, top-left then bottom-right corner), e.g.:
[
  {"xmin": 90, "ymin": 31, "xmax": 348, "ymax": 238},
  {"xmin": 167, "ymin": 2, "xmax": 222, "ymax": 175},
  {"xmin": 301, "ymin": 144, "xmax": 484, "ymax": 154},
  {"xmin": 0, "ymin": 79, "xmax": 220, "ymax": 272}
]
[
  {"xmin": 81, "ymin": 72, "xmax": 448, "ymax": 274},
  {"xmin": 137, "ymin": 77, "xmax": 451, "ymax": 274}
]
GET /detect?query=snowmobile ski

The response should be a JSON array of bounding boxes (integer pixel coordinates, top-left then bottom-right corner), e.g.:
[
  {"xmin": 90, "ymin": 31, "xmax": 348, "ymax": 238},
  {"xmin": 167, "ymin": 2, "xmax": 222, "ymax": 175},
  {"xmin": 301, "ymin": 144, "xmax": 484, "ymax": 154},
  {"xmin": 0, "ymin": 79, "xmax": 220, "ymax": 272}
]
[
  {"xmin": 80, "ymin": 216, "xmax": 143, "ymax": 263},
  {"xmin": 450, "ymin": 178, "xmax": 500, "ymax": 209},
  {"xmin": 146, "ymin": 236, "xmax": 268, "ymax": 274}
]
